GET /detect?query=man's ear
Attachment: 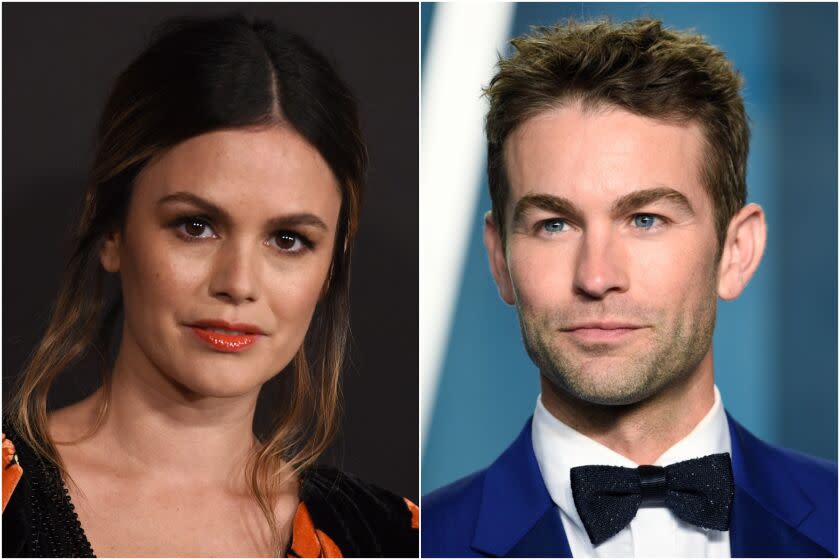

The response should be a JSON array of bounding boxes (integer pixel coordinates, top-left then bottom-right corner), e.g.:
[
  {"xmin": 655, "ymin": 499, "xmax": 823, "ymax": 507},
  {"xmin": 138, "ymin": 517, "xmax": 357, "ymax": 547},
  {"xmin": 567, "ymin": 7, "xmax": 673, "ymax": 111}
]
[
  {"xmin": 483, "ymin": 211, "xmax": 516, "ymax": 305},
  {"xmin": 100, "ymin": 230, "xmax": 122, "ymax": 273},
  {"xmin": 717, "ymin": 203, "xmax": 766, "ymax": 300}
]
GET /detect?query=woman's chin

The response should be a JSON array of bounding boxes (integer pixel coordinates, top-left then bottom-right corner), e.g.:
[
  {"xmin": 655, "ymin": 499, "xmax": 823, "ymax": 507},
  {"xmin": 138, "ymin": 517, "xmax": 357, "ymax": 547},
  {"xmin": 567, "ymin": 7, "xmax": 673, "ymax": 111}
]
[{"xmin": 167, "ymin": 367, "xmax": 275, "ymax": 401}]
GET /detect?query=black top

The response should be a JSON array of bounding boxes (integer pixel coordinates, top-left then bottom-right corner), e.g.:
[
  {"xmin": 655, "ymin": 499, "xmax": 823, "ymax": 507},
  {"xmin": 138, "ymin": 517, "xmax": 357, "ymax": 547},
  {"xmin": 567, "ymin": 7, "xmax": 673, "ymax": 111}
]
[{"xmin": 3, "ymin": 425, "xmax": 418, "ymax": 557}]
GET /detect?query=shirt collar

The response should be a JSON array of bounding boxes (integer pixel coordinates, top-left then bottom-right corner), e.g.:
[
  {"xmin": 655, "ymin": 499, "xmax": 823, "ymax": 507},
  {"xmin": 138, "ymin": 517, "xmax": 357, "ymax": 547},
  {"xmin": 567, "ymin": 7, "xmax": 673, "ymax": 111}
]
[{"xmin": 531, "ymin": 385, "xmax": 732, "ymax": 533}]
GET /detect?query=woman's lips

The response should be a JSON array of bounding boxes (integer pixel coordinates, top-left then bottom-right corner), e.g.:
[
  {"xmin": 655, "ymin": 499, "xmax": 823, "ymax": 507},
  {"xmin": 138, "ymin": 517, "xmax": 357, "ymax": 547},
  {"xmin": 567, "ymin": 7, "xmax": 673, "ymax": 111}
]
[{"xmin": 188, "ymin": 321, "xmax": 263, "ymax": 353}]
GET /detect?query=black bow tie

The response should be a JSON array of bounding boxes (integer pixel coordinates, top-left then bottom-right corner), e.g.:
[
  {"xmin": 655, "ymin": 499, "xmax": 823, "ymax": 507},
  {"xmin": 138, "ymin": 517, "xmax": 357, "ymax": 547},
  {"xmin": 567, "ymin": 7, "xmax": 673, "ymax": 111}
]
[{"xmin": 569, "ymin": 452, "xmax": 735, "ymax": 546}]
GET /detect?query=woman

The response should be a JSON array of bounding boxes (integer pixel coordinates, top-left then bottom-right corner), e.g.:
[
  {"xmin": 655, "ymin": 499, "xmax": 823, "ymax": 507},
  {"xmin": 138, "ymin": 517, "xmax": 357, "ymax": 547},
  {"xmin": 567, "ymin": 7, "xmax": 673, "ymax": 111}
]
[{"xmin": 2, "ymin": 15, "xmax": 417, "ymax": 557}]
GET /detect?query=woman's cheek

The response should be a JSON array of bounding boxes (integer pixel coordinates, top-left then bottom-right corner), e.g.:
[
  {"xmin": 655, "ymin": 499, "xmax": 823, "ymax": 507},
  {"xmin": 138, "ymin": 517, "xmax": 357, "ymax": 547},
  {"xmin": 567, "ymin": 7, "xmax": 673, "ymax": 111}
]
[{"xmin": 267, "ymin": 263, "xmax": 326, "ymax": 318}]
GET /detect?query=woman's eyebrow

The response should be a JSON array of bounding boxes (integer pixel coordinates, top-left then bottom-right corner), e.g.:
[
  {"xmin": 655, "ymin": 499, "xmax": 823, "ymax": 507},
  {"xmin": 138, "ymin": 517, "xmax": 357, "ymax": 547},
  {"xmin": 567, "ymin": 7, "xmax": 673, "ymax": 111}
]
[
  {"xmin": 158, "ymin": 191, "xmax": 225, "ymax": 220},
  {"xmin": 158, "ymin": 191, "xmax": 328, "ymax": 231},
  {"xmin": 266, "ymin": 214, "xmax": 328, "ymax": 231}
]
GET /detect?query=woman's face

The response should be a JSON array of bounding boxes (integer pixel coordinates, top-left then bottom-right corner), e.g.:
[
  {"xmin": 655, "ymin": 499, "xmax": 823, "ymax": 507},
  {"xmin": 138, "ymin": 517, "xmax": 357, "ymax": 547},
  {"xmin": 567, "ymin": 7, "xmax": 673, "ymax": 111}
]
[{"xmin": 100, "ymin": 126, "xmax": 342, "ymax": 399}]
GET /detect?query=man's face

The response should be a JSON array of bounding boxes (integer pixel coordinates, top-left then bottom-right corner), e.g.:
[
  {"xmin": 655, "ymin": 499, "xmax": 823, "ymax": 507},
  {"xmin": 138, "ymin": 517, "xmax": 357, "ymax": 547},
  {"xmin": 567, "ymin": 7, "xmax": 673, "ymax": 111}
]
[{"xmin": 489, "ymin": 103, "xmax": 721, "ymax": 406}]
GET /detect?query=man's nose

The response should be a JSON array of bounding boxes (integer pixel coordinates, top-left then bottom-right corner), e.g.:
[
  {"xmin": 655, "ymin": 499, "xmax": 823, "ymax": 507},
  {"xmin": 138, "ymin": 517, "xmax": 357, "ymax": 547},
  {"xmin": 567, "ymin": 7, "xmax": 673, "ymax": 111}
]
[
  {"xmin": 209, "ymin": 240, "xmax": 260, "ymax": 304},
  {"xmin": 573, "ymin": 228, "xmax": 629, "ymax": 299}
]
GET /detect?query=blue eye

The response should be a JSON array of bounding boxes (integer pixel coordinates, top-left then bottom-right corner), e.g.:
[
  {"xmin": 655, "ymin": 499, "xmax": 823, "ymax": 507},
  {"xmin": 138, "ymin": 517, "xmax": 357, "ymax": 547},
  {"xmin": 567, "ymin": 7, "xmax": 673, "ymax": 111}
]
[
  {"xmin": 542, "ymin": 219, "xmax": 568, "ymax": 234},
  {"xmin": 633, "ymin": 214, "xmax": 659, "ymax": 230}
]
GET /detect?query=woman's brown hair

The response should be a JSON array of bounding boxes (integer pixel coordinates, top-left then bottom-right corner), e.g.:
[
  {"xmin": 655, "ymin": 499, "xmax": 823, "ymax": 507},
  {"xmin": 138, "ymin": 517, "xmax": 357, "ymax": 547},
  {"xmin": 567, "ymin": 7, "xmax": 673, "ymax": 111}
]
[{"xmin": 7, "ymin": 14, "xmax": 366, "ymax": 554}]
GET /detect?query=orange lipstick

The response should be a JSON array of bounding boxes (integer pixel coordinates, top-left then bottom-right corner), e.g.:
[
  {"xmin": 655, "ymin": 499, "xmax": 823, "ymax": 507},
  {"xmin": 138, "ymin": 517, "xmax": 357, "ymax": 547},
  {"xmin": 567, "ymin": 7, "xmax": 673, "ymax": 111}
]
[{"xmin": 189, "ymin": 320, "xmax": 263, "ymax": 353}]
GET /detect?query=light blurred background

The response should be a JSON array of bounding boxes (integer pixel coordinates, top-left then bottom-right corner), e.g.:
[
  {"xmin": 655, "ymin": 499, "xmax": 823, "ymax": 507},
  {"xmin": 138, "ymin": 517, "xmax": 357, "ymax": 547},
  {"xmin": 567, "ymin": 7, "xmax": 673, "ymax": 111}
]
[{"xmin": 421, "ymin": 2, "xmax": 838, "ymax": 494}]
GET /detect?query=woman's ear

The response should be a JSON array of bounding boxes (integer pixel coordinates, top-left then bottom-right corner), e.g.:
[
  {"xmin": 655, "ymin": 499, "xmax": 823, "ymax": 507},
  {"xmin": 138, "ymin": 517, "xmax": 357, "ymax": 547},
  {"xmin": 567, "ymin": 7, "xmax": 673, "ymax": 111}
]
[
  {"xmin": 320, "ymin": 263, "xmax": 334, "ymax": 300},
  {"xmin": 100, "ymin": 231, "xmax": 122, "ymax": 273},
  {"xmin": 717, "ymin": 203, "xmax": 767, "ymax": 300},
  {"xmin": 320, "ymin": 238, "xmax": 347, "ymax": 299}
]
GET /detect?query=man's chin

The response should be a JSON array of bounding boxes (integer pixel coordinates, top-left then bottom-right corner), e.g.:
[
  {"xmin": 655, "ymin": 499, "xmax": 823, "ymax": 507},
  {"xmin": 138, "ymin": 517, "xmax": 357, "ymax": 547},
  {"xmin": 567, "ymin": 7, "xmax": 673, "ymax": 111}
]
[
  {"xmin": 542, "ymin": 368, "xmax": 664, "ymax": 408},
  {"xmin": 570, "ymin": 388, "xmax": 654, "ymax": 407}
]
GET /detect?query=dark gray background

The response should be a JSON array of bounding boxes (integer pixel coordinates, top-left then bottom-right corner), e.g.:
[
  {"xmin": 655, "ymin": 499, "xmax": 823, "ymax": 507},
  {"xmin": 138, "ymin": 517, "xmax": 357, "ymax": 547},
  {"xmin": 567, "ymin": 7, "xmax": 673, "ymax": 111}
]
[{"xmin": 3, "ymin": 2, "xmax": 418, "ymax": 501}]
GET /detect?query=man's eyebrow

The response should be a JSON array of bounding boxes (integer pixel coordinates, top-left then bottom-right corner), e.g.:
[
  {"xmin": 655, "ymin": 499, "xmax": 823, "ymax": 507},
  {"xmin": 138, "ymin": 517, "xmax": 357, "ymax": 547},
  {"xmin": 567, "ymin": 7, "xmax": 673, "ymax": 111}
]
[
  {"xmin": 512, "ymin": 194, "xmax": 584, "ymax": 230},
  {"xmin": 611, "ymin": 187, "xmax": 695, "ymax": 217},
  {"xmin": 157, "ymin": 191, "xmax": 328, "ymax": 231}
]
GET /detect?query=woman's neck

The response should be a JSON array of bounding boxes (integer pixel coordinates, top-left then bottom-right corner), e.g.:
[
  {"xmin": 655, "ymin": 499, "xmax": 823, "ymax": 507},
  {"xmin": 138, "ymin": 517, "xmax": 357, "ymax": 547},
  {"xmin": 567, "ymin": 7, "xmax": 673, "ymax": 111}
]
[
  {"xmin": 53, "ymin": 343, "xmax": 263, "ymax": 491},
  {"xmin": 47, "ymin": 338, "xmax": 300, "ymax": 557},
  {"xmin": 105, "ymin": 369, "xmax": 259, "ymax": 487}
]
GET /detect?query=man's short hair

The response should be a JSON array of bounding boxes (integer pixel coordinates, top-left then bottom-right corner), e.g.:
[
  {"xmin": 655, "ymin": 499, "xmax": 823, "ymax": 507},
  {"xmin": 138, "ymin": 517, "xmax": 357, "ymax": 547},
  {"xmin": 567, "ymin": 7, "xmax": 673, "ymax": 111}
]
[{"xmin": 485, "ymin": 18, "xmax": 748, "ymax": 253}]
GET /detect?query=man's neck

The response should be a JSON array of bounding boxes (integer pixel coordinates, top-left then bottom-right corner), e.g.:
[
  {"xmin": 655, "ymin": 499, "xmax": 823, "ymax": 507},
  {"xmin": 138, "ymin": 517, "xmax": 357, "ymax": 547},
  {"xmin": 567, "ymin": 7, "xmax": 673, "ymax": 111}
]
[{"xmin": 539, "ymin": 353, "xmax": 716, "ymax": 465}]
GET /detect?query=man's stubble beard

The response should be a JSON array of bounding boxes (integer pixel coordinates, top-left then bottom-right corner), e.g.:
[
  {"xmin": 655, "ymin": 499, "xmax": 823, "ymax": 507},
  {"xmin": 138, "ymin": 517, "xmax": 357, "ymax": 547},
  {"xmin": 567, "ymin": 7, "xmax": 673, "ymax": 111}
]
[{"xmin": 518, "ymin": 275, "xmax": 718, "ymax": 407}]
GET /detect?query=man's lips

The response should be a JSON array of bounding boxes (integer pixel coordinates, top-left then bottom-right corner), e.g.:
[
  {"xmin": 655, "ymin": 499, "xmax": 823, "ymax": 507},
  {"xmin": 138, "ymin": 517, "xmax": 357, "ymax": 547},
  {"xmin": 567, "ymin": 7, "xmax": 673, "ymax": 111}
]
[
  {"xmin": 561, "ymin": 322, "xmax": 646, "ymax": 343},
  {"xmin": 563, "ymin": 322, "xmax": 643, "ymax": 331}
]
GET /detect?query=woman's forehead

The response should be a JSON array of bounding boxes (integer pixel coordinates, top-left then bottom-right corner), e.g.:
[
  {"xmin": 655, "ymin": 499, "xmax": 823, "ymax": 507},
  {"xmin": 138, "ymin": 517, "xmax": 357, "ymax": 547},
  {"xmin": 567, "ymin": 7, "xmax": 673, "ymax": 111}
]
[{"xmin": 133, "ymin": 127, "xmax": 342, "ymax": 223}]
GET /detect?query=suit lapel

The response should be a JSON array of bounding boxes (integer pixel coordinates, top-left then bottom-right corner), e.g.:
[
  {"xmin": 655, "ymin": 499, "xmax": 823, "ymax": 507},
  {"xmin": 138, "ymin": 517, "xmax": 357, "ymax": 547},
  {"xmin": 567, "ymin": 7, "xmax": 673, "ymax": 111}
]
[
  {"xmin": 727, "ymin": 413, "xmax": 833, "ymax": 557},
  {"xmin": 730, "ymin": 485, "xmax": 830, "ymax": 557},
  {"xmin": 467, "ymin": 413, "xmax": 833, "ymax": 557},
  {"xmin": 507, "ymin": 506, "xmax": 572, "ymax": 557},
  {"xmin": 471, "ymin": 418, "xmax": 572, "ymax": 557}
]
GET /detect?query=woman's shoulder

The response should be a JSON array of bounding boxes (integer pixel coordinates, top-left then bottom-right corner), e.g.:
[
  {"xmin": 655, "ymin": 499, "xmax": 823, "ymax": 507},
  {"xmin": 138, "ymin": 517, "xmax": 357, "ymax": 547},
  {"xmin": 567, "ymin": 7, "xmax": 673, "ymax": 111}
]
[
  {"xmin": 2, "ymin": 422, "xmax": 95, "ymax": 557},
  {"xmin": 291, "ymin": 465, "xmax": 418, "ymax": 558},
  {"xmin": 3, "ymin": 423, "xmax": 42, "ymax": 557}
]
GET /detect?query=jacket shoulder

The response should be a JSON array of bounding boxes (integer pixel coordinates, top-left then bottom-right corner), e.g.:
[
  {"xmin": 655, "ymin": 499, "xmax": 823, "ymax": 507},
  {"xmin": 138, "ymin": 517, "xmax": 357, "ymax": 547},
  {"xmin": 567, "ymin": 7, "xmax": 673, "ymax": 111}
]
[
  {"xmin": 299, "ymin": 466, "xmax": 418, "ymax": 558},
  {"xmin": 776, "ymin": 444, "xmax": 837, "ymax": 494},
  {"xmin": 764, "ymin": 441, "xmax": 837, "ymax": 542},
  {"xmin": 734, "ymin": 419, "xmax": 836, "ymax": 498},
  {"xmin": 421, "ymin": 469, "xmax": 487, "ymax": 557},
  {"xmin": 732, "ymin": 418, "xmax": 837, "ymax": 551}
]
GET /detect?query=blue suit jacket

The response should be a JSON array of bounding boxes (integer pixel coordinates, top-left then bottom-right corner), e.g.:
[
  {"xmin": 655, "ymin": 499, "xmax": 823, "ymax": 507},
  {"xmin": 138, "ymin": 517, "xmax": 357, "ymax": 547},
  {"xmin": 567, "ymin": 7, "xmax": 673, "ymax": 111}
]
[{"xmin": 422, "ymin": 414, "xmax": 837, "ymax": 557}]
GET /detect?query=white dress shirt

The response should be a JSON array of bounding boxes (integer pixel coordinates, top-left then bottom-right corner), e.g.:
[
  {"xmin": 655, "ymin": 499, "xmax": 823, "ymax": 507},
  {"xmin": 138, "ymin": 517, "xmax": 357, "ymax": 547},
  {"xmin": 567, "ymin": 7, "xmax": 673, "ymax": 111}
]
[{"xmin": 531, "ymin": 386, "xmax": 732, "ymax": 558}]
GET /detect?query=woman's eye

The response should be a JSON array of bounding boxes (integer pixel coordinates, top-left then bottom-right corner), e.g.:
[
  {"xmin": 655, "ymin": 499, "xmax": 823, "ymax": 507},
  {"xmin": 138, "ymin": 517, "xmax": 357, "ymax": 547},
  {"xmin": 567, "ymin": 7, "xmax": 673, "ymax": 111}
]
[
  {"xmin": 269, "ymin": 232, "xmax": 311, "ymax": 253},
  {"xmin": 176, "ymin": 218, "xmax": 215, "ymax": 239},
  {"xmin": 632, "ymin": 214, "xmax": 660, "ymax": 230},
  {"xmin": 541, "ymin": 219, "xmax": 568, "ymax": 234}
]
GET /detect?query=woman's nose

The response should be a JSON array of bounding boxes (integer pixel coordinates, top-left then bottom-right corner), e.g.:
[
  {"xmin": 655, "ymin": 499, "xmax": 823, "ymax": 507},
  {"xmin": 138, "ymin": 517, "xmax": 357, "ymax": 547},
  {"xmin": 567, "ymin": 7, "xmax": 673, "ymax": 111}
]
[{"xmin": 208, "ymin": 240, "xmax": 260, "ymax": 304}]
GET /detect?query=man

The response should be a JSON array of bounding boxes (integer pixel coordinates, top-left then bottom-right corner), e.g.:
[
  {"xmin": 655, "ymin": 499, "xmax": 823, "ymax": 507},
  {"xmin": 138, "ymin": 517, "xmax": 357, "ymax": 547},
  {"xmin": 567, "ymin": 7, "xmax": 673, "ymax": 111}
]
[{"xmin": 422, "ymin": 18, "xmax": 837, "ymax": 558}]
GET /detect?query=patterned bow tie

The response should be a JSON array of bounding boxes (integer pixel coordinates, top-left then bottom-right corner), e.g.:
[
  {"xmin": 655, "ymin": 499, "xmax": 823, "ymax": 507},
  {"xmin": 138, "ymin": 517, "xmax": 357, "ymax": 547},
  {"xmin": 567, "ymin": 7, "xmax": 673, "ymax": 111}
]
[{"xmin": 569, "ymin": 452, "xmax": 735, "ymax": 546}]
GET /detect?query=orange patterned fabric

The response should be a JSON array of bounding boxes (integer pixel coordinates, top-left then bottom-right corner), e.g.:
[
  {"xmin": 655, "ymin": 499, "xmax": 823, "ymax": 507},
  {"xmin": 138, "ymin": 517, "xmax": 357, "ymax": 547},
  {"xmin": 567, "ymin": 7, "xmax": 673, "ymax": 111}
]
[
  {"xmin": 404, "ymin": 498, "xmax": 419, "ymax": 529},
  {"xmin": 3, "ymin": 433, "xmax": 23, "ymax": 513},
  {"xmin": 288, "ymin": 503, "xmax": 343, "ymax": 558}
]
